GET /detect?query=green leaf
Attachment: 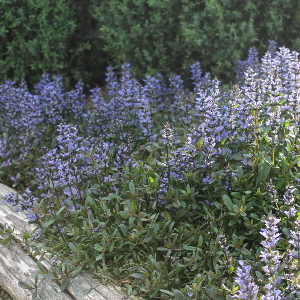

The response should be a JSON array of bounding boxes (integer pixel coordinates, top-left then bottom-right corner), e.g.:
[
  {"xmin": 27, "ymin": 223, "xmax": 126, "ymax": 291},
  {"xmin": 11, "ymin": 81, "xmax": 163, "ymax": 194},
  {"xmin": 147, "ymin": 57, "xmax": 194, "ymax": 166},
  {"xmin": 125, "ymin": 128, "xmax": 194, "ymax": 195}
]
[
  {"xmin": 204, "ymin": 285, "xmax": 223, "ymax": 300},
  {"xmin": 108, "ymin": 193, "xmax": 122, "ymax": 200},
  {"xmin": 255, "ymin": 271, "xmax": 264, "ymax": 281},
  {"xmin": 27, "ymin": 153, "xmax": 35, "ymax": 159},
  {"xmin": 68, "ymin": 242, "xmax": 78, "ymax": 253},
  {"xmin": 149, "ymin": 177, "xmax": 155, "ymax": 183},
  {"xmin": 96, "ymin": 254, "xmax": 102, "ymax": 261},
  {"xmin": 0, "ymin": 239, "xmax": 10, "ymax": 246},
  {"xmin": 61, "ymin": 276, "xmax": 69, "ymax": 292},
  {"xmin": 18, "ymin": 281, "xmax": 28, "ymax": 289},
  {"xmin": 250, "ymin": 213, "xmax": 259, "ymax": 220},
  {"xmin": 282, "ymin": 228, "xmax": 290, "ymax": 238},
  {"xmin": 157, "ymin": 247, "xmax": 170, "ymax": 251},
  {"xmin": 149, "ymin": 286, "xmax": 162, "ymax": 298},
  {"xmin": 118, "ymin": 224, "xmax": 127, "ymax": 237},
  {"xmin": 286, "ymin": 139, "xmax": 292, "ymax": 152},
  {"xmin": 160, "ymin": 289, "xmax": 174, "ymax": 296},
  {"xmin": 228, "ymin": 219, "xmax": 237, "ymax": 226},
  {"xmin": 173, "ymin": 289, "xmax": 187, "ymax": 300},
  {"xmin": 36, "ymin": 259, "xmax": 46, "ymax": 272},
  {"xmin": 241, "ymin": 248, "xmax": 251, "ymax": 256},
  {"xmin": 183, "ymin": 245, "xmax": 197, "ymax": 251},
  {"xmin": 197, "ymin": 235, "xmax": 203, "ymax": 248},
  {"xmin": 256, "ymin": 156, "xmax": 271, "ymax": 186},
  {"xmin": 130, "ymin": 273, "xmax": 146, "ymax": 279},
  {"xmin": 175, "ymin": 208, "xmax": 189, "ymax": 221},
  {"xmin": 129, "ymin": 182, "xmax": 135, "ymax": 195},
  {"xmin": 144, "ymin": 236, "xmax": 152, "ymax": 243},
  {"xmin": 232, "ymin": 153, "xmax": 243, "ymax": 160},
  {"xmin": 222, "ymin": 194, "xmax": 234, "ymax": 212},
  {"xmin": 56, "ymin": 206, "xmax": 66, "ymax": 216},
  {"xmin": 71, "ymin": 266, "xmax": 83, "ymax": 277},
  {"xmin": 43, "ymin": 273, "xmax": 56, "ymax": 280},
  {"xmin": 43, "ymin": 219, "xmax": 56, "ymax": 227}
]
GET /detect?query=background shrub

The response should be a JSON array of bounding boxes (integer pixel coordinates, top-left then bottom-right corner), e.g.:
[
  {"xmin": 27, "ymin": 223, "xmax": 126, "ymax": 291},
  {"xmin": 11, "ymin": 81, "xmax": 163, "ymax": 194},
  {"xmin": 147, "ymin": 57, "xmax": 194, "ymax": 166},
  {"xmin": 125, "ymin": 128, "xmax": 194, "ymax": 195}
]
[
  {"xmin": 1, "ymin": 0, "xmax": 300, "ymax": 90},
  {"xmin": 94, "ymin": 0, "xmax": 300, "ymax": 86},
  {"xmin": 0, "ymin": 0, "xmax": 107, "ymax": 90}
]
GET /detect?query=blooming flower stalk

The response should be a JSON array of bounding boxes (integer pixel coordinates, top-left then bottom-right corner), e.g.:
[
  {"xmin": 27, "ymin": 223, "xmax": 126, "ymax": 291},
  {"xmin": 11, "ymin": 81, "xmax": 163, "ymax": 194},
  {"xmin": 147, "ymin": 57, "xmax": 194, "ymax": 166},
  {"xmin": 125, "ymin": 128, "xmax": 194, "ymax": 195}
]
[
  {"xmin": 259, "ymin": 215, "xmax": 284, "ymax": 299},
  {"xmin": 232, "ymin": 260, "xmax": 259, "ymax": 299}
]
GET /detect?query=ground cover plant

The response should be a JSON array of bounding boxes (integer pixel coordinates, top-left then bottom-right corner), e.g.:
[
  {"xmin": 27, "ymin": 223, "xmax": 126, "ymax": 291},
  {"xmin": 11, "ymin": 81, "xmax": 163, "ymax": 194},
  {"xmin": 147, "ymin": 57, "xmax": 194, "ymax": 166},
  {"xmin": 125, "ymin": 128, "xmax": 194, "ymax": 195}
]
[{"xmin": 2, "ymin": 42, "xmax": 300, "ymax": 299}]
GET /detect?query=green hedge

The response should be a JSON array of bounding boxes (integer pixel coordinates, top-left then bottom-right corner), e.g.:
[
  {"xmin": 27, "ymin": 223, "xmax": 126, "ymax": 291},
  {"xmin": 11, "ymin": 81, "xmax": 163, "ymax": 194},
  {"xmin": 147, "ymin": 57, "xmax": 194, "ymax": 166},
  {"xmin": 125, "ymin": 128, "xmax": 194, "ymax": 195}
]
[
  {"xmin": 94, "ymin": 0, "xmax": 300, "ymax": 85},
  {"xmin": 1, "ymin": 0, "xmax": 300, "ymax": 89},
  {"xmin": 0, "ymin": 0, "xmax": 108, "ymax": 90},
  {"xmin": 0, "ymin": 0, "xmax": 74, "ymax": 87}
]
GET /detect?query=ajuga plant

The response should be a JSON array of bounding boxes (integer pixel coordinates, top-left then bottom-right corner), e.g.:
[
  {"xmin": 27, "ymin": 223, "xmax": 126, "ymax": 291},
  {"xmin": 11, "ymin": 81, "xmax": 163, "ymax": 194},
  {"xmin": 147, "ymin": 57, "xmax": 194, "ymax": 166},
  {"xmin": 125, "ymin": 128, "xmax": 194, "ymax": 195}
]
[
  {"xmin": 4, "ymin": 43, "xmax": 300, "ymax": 299},
  {"xmin": 0, "ymin": 74, "xmax": 86, "ymax": 191}
]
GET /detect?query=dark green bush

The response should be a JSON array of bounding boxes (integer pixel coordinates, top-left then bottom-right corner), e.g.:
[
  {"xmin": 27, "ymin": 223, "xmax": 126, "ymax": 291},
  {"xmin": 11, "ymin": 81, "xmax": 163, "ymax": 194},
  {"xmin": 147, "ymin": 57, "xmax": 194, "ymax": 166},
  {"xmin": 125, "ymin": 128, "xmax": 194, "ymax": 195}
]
[
  {"xmin": 0, "ymin": 0, "xmax": 75, "ymax": 86},
  {"xmin": 67, "ymin": 0, "xmax": 110, "ymax": 90},
  {"xmin": 94, "ymin": 0, "xmax": 300, "ymax": 85},
  {"xmin": 0, "ymin": 0, "xmax": 100, "ymax": 90},
  {"xmin": 2, "ymin": 0, "xmax": 300, "ymax": 90}
]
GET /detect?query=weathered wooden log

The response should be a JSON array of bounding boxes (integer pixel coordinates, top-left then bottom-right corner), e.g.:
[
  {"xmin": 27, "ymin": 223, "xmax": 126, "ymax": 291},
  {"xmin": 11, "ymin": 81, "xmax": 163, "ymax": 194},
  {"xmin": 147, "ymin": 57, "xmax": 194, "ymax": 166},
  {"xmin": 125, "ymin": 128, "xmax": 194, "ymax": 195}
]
[{"xmin": 0, "ymin": 183, "xmax": 139, "ymax": 300}]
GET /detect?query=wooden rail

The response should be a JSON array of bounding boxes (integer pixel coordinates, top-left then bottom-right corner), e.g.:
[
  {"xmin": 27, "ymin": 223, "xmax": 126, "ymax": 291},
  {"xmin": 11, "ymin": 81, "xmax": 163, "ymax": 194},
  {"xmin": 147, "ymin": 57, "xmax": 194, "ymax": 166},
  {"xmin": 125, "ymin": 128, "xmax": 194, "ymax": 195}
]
[{"xmin": 0, "ymin": 183, "xmax": 139, "ymax": 300}]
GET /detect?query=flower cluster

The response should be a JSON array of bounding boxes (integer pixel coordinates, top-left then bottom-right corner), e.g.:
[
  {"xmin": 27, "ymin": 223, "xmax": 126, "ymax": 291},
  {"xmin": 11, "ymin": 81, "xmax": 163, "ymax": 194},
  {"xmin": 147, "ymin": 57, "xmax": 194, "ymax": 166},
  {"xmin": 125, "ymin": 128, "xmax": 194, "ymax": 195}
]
[
  {"xmin": 233, "ymin": 260, "xmax": 259, "ymax": 299},
  {"xmin": 3, "ymin": 42, "xmax": 300, "ymax": 300}
]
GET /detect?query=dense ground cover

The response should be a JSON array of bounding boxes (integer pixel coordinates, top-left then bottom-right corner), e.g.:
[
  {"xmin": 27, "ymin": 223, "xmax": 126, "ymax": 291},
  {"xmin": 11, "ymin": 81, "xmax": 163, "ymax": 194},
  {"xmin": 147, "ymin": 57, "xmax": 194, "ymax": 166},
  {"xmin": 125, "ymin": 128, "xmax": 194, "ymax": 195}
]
[{"xmin": 1, "ymin": 42, "xmax": 300, "ymax": 299}]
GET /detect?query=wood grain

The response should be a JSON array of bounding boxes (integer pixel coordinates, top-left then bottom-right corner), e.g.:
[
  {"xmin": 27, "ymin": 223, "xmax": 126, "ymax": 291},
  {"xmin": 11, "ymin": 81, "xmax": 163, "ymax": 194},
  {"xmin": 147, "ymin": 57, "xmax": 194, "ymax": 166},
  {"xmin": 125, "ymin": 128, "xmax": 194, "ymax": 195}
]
[{"xmin": 0, "ymin": 183, "xmax": 139, "ymax": 300}]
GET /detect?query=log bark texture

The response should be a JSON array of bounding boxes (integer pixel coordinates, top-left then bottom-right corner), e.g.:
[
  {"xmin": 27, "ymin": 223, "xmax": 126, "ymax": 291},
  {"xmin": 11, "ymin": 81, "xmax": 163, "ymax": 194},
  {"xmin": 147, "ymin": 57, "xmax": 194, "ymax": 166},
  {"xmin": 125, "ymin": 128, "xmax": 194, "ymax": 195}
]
[{"xmin": 0, "ymin": 183, "xmax": 139, "ymax": 300}]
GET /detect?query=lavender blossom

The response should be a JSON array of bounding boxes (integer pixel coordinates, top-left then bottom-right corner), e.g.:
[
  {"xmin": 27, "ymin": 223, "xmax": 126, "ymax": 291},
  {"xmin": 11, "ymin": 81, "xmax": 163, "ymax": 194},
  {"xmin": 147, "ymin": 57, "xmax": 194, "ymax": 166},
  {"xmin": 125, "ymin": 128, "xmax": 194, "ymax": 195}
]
[
  {"xmin": 168, "ymin": 74, "xmax": 192, "ymax": 124},
  {"xmin": 260, "ymin": 282, "xmax": 284, "ymax": 300},
  {"xmin": 194, "ymin": 77, "xmax": 228, "ymax": 144},
  {"xmin": 289, "ymin": 220, "xmax": 300, "ymax": 261},
  {"xmin": 86, "ymin": 87, "xmax": 110, "ymax": 137},
  {"xmin": 169, "ymin": 136, "xmax": 196, "ymax": 180},
  {"xmin": 284, "ymin": 220, "xmax": 300, "ymax": 295},
  {"xmin": 267, "ymin": 40, "xmax": 278, "ymax": 58},
  {"xmin": 190, "ymin": 62, "xmax": 203, "ymax": 91},
  {"xmin": 157, "ymin": 173, "xmax": 169, "ymax": 206},
  {"xmin": 64, "ymin": 81, "xmax": 86, "ymax": 122},
  {"xmin": 259, "ymin": 215, "xmax": 283, "ymax": 298},
  {"xmin": 232, "ymin": 260, "xmax": 259, "ymax": 299},
  {"xmin": 2, "ymin": 190, "xmax": 41, "ymax": 226},
  {"xmin": 114, "ymin": 139, "xmax": 133, "ymax": 171},
  {"xmin": 0, "ymin": 80, "xmax": 43, "ymax": 165},
  {"xmin": 34, "ymin": 74, "xmax": 65, "ymax": 124},
  {"xmin": 87, "ymin": 63, "xmax": 144, "ymax": 142},
  {"xmin": 236, "ymin": 46, "xmax": 260, "ymax": 82},
  {"xmin": 105, "ymin": 65, "xmax": 118, "ymax": 97},
  {"xmin": 34, "ymin": 123, "xmax": 94, "ymax": 212},
  {"xmin": 243, "ymin": 67, "xmax": 263, "ymax": 111},
  {"xmin": 162, "ymin": 122, "xmax": 174, "ymax": 147},
  {"xmin": 142, "ymin": 73, "xmax": 167, "ymax": 112},
  {"xmin": 136, "ymin": 92, "xmax": 153, "ymax": 140},
  {"xmin": 283, "ymin": 185, "xmax": 297, "ymax": 218},
  {"xmin": 218, "ymin": 234, "xmax": 229, "ymax": 251},
  {"xmin": 266, "ymin": 180, "xmax": 279, "ymax": 208},
  {"xmin": 2, "ymin": 193, "xmax": 23, "ymax": 209},
  {"xmin": 198, "ymin": 135, "xmax": 220, "ymax": 171}
]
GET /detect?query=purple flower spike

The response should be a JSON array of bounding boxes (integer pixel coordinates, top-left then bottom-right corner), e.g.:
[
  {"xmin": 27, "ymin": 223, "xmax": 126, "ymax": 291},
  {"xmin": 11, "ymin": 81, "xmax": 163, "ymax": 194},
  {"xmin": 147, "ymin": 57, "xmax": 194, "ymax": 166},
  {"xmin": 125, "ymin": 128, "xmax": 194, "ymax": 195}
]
[
  {"xmin": 162, "ymin": 122, "xmax": 174, "ymax": 147},
  {"xmin": 283, "ymin": 185, "xmax": 296, "ymax": 218},
  {"xmin": 259, "ymin": 215, "xmax": 284, "ymax": 298},
  {"xmin": 232, "ymin": 260, "xmax": 259, "ymax": 299}
]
